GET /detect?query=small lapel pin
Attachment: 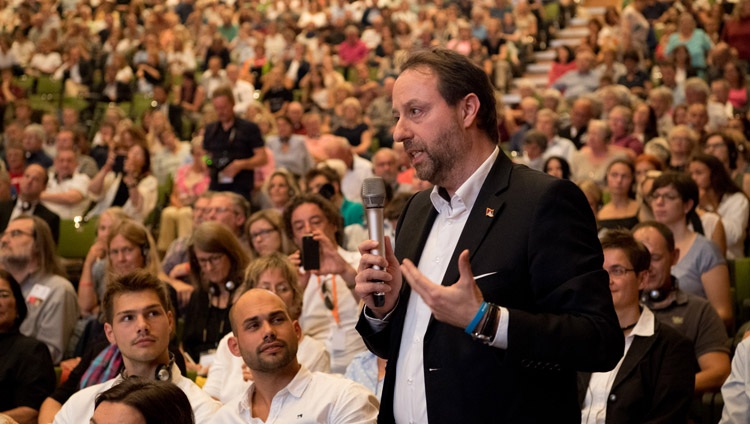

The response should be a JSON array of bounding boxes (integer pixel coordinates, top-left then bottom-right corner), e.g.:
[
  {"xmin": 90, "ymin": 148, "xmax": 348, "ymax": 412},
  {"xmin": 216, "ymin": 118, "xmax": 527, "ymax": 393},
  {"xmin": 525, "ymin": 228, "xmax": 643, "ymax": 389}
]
[{"xmin": 486, "ymin": 208, "xmax": 495, "ymax": 218}]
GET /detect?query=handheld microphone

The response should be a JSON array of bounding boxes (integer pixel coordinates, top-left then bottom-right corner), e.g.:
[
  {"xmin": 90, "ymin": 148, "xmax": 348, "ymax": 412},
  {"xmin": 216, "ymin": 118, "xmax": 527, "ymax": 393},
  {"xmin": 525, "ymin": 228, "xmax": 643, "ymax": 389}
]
[{"xmin": 362, "ymin": 177, "xmax": 387, "ymax": 307}]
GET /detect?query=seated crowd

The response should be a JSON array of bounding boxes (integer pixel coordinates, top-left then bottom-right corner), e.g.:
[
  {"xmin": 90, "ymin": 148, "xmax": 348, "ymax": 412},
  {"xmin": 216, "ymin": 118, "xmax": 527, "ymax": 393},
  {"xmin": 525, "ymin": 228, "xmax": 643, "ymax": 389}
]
[{"xmin": 2, "ymin": 0, "xmax": 750, "ymax": 422}]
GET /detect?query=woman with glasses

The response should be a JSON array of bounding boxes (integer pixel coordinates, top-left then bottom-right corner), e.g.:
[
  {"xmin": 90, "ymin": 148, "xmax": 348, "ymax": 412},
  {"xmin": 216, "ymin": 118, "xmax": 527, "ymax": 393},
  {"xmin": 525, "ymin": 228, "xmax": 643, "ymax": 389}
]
[
  {"xmin": 689, "ymin": 153, "xmax": 749, "ymax": 260},
  {"xmin": 648, "ymin": 172, "xmax": 733, "ymax": 328},
  {"xmin": 245, "ymin": 209, "xmax": 294, "ymax": 259},
  {"xmin": 183, "ymin": 221, "xmax": 250, "ymax": 374},
  {"xmin": 202, "ymin": 253, "xmax": 330, "ymax": 403}
]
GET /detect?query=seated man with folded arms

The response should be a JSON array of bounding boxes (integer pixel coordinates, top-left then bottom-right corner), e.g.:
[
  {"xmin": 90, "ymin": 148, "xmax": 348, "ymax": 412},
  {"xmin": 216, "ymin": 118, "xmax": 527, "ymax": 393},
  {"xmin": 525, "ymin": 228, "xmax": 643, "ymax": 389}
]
[
  {"xmin": 579, "ymin": 229, "xmax": 695, "ymax": 423},
  {"xmin": 40, "ymin": 148, "xmax": 91, "ymax": 219},
  {"xmin": 209, "ymin": 288, "xmax": 378, "ymax": 423},
  {"xmin": 633, "ymin": 221, "xmax": 731, "ymax": 393},
  {"xmin": 52, "ymin": 270, "xmax": 220, "ymax": 424}
]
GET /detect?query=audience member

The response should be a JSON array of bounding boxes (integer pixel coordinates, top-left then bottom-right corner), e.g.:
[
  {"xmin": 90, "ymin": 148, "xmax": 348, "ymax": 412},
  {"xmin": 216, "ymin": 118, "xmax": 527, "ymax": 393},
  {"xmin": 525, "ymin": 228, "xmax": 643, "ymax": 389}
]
[
  {"xmin": 52, "ymin": 271, "xmax": 220, "ymax": 424},
  {"xmin": 265, "ymin": 116, "xmax": 314, "ymax": 179},
  {"xmin": 0, "ymin": 216, "xmax": 76, "ymax": 363},
  {"xmin": 40, "ymin": 149, "xmax": 91, "ymax": 219},
  {"xmin": 633, "ymin": 221, "xmax": 731, "ymax": 393},
  {"xmin": 284, "ymin": 194, "xmax": 366, "ymax": 373},
  {"xmin": 203, "ymin": 86, "xmax": 267, "ymax": 200},
  {"xmin": 209, "ymin": 288, "xmax": 378, "ymax": 422},
  {"xmin": 91, "ymin": 378, "xmax": 195, "ymax": 424},
  {"xmin": 0, "ymin": 269, "xmax": 56, "ymax": 424},
  {"xmin": 579, "ymin": 229, "xmax": 695, "ymax": 423},
  {"xmin": 202, "ymin": 253, "xmax": 330, "ymax": 403},
  {"xmin": 0, "ymin": 164, "xmax": 60, "ymax": 243}
]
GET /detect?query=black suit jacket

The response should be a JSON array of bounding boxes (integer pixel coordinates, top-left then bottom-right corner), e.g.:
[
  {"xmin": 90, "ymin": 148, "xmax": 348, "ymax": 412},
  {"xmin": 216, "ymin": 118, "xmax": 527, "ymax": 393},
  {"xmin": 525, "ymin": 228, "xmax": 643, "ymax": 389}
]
[
  {"xmin": 0, "ymin": 199, "xmax": 60, "ymax": 244},
  {"xmin": 560, "ymin": 124, "xmax": 588, "ymax": 150},
  {"xmin": 577, "ymin": 318, "xmax": 696, "ymax": 424},
  {"xmin": 357, "ymin": 152, "xmax": 623, "ymax": 423}
]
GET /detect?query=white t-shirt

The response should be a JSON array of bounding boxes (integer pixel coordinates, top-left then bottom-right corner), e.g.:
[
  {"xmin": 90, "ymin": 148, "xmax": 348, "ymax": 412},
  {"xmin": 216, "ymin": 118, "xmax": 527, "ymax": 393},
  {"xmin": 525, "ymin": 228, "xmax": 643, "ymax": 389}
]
[{"xmin": 53, "ymin": 364, "xmax": 222, "ymax": 424}]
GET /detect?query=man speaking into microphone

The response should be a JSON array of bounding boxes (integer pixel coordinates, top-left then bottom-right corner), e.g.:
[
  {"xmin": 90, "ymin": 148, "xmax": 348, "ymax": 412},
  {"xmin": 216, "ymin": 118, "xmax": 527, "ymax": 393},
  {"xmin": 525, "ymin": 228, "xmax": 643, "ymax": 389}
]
[{"xmin": 354, "ymin": 47, "xmax": 623, "ymax": 423}]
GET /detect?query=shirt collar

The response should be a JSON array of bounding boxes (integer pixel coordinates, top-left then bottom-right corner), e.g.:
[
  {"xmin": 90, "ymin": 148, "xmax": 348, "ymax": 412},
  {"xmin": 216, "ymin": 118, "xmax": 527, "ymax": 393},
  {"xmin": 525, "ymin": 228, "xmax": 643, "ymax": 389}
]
[
  {"xmin": 238, "ymin": 365, "xmax": 311, "ymax": 415},
  {"xmin": 630, "ymin": 306, "xmax": 655, "ymax": 338},
  {"xmin": 429, "ymin": 147, "xmax": 499, "ymax": 216}
]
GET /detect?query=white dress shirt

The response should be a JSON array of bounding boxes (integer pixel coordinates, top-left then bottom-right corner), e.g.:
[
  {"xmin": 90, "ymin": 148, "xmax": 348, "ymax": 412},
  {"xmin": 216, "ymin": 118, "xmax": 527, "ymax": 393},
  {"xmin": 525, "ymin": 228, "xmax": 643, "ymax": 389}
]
[
  {"xmin": 209, "ymin": 365, "xmax": 379, "ymax": 424},
  {"xmin": 203, "ymin": 332, "xmax": 330, "ymax": 403},
  {"xmin": 581, "ymin": 307, "xmax": 655, "ymax": 424}
]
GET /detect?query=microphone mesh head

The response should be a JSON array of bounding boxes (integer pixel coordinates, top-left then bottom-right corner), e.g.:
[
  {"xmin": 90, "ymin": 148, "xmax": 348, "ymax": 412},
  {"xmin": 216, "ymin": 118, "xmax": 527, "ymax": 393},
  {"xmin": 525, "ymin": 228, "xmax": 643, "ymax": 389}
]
[{"xmin": 362, "ymin": 177, "xmax": 386, "ymax": 208}]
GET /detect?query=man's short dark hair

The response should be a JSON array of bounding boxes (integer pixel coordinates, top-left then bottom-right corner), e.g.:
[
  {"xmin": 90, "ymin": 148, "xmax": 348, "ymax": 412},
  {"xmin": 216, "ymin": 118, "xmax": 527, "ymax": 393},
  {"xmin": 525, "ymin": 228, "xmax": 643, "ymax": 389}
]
[
  {"xmin": 102, "ymin": 270, "xmax": 172, "ymax": 324},
  {"xmin": 600, "ymin": 229, "xmax": 650, "ymax": 273},
  {"xmin": 401, "ymin": 47, "xmax": 499, "ymax": 142},
  {"xmin": 632, "ymin": 221, "xmax": 676, "ymax": 253},
  {"xmin": 304, "ymin": 166, "xmax": 341, "ymax": 188},
  {"xmin": 212, "ymin": 85, "xmax": 235, "ymax": 104},
  {"xmin": 95, "ymin": 378, "xmax": 194, "ymax": 424},
  {"xmin": 283, "ymin": 193, "xmax": 344, "ymax": 244}
]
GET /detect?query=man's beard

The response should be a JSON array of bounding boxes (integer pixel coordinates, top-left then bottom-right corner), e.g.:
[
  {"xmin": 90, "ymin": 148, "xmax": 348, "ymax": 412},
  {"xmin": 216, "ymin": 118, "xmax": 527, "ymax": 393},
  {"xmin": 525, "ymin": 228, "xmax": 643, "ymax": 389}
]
[
  {"xmin": 244, "ymin": 339, "xmax": 295, "ymax": 373},
  {"xmin": 0, "ymin": 252, "xmax": 30, "ymax": 270},
  {"xmin": 405, "ymin": 120, "xmax": 463, "ymax": 187}
]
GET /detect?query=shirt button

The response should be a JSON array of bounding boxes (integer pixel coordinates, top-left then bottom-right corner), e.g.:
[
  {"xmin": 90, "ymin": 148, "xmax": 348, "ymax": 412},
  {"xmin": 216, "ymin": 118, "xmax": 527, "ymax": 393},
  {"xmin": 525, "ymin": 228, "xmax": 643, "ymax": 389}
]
[
  {"xmin": 609, "ymin": 394, "xmax": 617, "ymax": 402},
  {"xmin": 407, "ymin": 378, "xmax": 413, "ymax": 385},
  {"xmin": 414, "ymin": 337, "xmax": 421, "ymax": 343}
]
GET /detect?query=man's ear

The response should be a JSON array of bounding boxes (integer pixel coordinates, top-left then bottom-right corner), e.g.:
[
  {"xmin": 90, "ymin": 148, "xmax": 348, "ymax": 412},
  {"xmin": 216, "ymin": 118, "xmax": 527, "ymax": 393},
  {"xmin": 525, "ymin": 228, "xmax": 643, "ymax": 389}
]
[
  {"xmin": 461, "ymin": 93, "xmax": 481, "ymax": 129},
  {"xmin": 104, "ymin": 322, "xmax": 115, "ymax": 345},
  {"xmin": 228, "ymin": 335, "xmax": 241, "ymax": 358},
  {"xmin": 637, "ymin": 270, "xmax": 649, "ymax": 291}
]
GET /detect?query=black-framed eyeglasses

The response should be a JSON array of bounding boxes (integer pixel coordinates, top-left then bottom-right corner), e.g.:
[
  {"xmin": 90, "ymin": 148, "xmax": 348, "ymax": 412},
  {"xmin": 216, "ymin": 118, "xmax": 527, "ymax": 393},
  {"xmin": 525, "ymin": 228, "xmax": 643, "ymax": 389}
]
[
  {"xmin": 250, "ymin": 228, "xmax": 278, "ymax": 239},
  {"xmin": 606, "ymin": 266, "xmax": 635, "ymax": 277}
]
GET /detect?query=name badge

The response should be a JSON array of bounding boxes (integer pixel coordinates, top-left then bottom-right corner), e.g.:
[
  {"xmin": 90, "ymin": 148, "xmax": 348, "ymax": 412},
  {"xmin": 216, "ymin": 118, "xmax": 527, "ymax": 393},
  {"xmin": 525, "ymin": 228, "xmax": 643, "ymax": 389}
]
[
  {"xmin": 330, "ymin": 327, "xmax": 346, "ymax": 352},
  {"xmin": 27, "ymin": 284, "xmax": 51, "ymax": 306}
]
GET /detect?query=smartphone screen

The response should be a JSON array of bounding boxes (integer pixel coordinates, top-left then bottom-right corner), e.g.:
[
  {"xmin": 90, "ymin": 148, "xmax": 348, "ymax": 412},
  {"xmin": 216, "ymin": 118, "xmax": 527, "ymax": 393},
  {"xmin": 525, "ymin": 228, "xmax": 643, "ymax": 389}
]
[{"xmin": 302, "ymin": 235, "xmax": 320, "ymax": 270}]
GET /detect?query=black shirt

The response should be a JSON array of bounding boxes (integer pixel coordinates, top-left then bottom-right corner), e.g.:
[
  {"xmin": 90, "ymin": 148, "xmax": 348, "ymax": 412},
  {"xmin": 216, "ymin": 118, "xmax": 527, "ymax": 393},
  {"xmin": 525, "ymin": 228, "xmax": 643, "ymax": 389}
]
[
  {"xmin": 0, "ymin": 331, "xmax": 56, "ymax": 410},
  {"xmin": 203, "ymin": 117, "xmax": 264, "ymax": 200}
]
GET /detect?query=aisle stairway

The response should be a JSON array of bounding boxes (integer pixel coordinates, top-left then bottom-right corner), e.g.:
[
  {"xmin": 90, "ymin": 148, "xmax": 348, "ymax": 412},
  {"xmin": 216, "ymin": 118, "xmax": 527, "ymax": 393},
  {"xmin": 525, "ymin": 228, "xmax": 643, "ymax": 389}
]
[{"xmin": 502, "ymin": 2, "xmax": 611, "ymax": 106}]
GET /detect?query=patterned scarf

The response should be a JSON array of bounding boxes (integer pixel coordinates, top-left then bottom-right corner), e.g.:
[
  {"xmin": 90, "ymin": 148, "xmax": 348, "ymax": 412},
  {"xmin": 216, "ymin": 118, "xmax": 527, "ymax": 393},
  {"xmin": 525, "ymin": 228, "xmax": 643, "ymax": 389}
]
[{"xmin": 80, "ymin": 344, "xmax": 123, "ymax": 389}]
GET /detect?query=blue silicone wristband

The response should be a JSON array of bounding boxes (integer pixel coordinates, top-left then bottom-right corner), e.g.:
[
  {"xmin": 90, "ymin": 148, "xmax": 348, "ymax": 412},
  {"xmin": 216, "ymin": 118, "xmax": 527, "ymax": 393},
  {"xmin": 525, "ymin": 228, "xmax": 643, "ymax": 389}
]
[{"xmin": 465, "ymin": 301, "xmax": 488, "ymax": 334}]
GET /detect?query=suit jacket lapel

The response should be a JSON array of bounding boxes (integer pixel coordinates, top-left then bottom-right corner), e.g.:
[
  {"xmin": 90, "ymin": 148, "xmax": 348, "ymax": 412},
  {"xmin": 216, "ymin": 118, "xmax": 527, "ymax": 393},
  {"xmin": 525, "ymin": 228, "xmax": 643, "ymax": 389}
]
[
  {"xmin": 440, "ymin": 152, "xmax": 512, "ymax": 287},
  {"xmin": 610, "ymin": 334, "xmax": 655, "ymax": 390}
]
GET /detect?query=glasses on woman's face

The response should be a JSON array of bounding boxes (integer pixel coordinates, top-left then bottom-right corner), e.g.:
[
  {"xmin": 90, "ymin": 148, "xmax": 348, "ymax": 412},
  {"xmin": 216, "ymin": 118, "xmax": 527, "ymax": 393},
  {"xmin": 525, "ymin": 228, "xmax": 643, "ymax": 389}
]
[
  {"xmin": 196, "ymin": 253, "xmax": 225, "ymax": 268},
  {"xmin": 606, "ymin": 265, "xmax": 635, "ymax": 277},
  {"xmin": 250, "ymin": 228, "xmax": 277, "ymax": 240}
]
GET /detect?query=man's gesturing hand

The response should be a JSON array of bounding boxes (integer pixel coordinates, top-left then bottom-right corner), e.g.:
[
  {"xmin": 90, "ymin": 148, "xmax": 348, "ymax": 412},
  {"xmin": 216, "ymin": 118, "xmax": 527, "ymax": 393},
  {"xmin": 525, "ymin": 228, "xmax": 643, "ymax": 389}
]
[{"xmin": 401, "ymin": 249, "xmax": 484, "ymax": 329}]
